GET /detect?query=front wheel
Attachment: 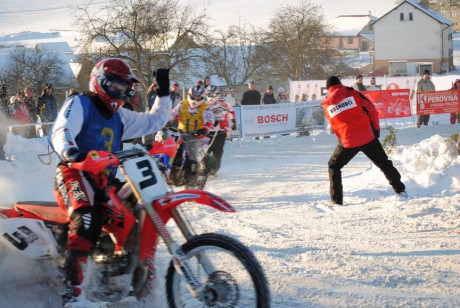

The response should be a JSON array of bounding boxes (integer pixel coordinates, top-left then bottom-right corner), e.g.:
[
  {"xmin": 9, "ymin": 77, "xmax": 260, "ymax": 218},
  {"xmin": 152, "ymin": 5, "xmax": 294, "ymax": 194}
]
[{"xmin": 165, "ymin": 233, "xmax": 270, "ymax": 307}]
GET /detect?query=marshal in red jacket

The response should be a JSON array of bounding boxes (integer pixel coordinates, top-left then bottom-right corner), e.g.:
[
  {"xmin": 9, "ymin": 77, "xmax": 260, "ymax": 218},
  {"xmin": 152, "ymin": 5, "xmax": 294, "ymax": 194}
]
[{"xmin": 322, "ymin": 84, "xmax": 379, "ymax": 148}]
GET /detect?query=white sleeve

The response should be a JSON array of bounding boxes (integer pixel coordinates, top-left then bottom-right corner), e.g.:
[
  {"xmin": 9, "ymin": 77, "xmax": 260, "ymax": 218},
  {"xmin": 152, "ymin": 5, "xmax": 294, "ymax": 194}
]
[
  {"xmin": 120, "ymin": 95, "xmax": 172, "ymax": 140},
  {"xmin": 50, "ymin": 97, "xmax": 84, "ymax": 160}
]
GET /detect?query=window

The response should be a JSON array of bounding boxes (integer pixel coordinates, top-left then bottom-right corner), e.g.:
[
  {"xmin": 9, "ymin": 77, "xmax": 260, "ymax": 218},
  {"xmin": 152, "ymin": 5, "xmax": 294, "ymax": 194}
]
[
  {"xmin": 409, "ymin": 12, "xmax": 413, "ymax": 21},
  {"xmin": 429, "ymin": 0, "xmax": 436, "ymax": 3},
  {"xmin": 400, "ymin": 13, "xmax": 404, "ymax": 21},
  {"xmin": 440, "ymin": 10, "xmax": 446, "ymax": 16},
  {"xmin": 451, "ymin": 11, "xmax": 457, "ymax": 18},
  {"xmin": 451, "ymin": 0, "xmax": 456, "ymax": 5},
  {"xmin": 348, "ymin": 37, "xmax": 353, "ymax": 44}
]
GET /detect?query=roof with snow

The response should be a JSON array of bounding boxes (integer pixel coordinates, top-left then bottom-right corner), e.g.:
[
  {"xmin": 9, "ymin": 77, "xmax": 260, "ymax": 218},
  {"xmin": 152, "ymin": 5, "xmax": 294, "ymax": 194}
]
[
  {"xmin": 374, "ymin": 0, "xmax": 453, "ymax": 26},
  {"xmin": 329, "ymin": 15, "xmax": 378, "ymax": 36},
  {"xmin": 0, "ymin": 32, "xmax": 80, "ymax": 86}
]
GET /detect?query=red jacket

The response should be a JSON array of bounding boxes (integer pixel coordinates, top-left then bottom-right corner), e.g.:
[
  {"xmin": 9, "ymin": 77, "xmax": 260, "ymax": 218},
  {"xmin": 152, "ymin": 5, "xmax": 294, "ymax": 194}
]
[
  {"xmin": 11, "ymin": 102, "xmax": 30, "ymax": 124},
  {"xmin": 322, "ymin": 84, "xmax": 379, "ymax": 148}
]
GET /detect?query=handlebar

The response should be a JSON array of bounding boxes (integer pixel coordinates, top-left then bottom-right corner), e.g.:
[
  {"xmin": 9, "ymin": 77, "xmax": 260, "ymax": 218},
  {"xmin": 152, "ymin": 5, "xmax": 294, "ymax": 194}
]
[{"xmin": 69, "ymin": 149, "xmax": 147, "ymax": 174}]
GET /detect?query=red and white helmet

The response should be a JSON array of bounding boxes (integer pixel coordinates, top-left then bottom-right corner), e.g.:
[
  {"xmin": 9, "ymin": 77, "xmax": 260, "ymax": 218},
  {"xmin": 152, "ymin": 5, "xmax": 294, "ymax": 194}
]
[
  {"xmin": 188, "ymin": 85, "xmax": 205, "ymax": 108},
  {"xmin": 205, "ymin": 85, "xmax": 221, "ymax": 104},
  {"xmin": 89, "ymin": 58, "xmax": 139, "ymax": 114}
]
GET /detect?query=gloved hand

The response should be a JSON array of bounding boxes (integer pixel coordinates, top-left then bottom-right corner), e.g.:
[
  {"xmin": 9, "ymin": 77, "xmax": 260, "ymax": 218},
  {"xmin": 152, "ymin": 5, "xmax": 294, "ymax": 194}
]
[
  {"xmin": 213, "ymin": 120, "xmax": 220, "ymax": 127},
  {"xmin": 373, "ymin": 129, "xmax": 380, "ymax": 139},
  {"xmin": 196, "ymin": 128, "xmax": 208, "ymax": 136},
  {"xmin": 63, "ymin": 147, "xmax": 87, "ymax": 163},
  {"xmin": 153, "ymin": 68, "xmax": 170, "ymax": 97},
  {"xmin": 231, "ymin": 119, "xmax": 237, "ymax": 130}
]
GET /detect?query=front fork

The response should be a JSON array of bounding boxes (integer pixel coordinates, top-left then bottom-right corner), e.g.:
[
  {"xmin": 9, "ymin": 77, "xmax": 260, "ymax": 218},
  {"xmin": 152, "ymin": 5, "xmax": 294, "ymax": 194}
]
[{"xmin": 142, "ymin": 203, "xmax": 211, "ymax": 298}]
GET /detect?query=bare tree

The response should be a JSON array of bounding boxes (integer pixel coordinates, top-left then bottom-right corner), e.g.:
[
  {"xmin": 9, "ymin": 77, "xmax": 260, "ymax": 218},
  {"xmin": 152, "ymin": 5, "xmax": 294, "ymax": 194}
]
[
  {"xmin": 264, "ymin": 0, "xmax": 335, "ymax": 81},
  {"xmin": 198, "ymin": 24, "xmax": 268, "ymax": 87},
  {"xmin": 1, "ymin": 46, "xmax": 64, "ymax": 96},
  {"xmin": 74, "ymin": 0, "xmax": 209, "ymax": 90}
]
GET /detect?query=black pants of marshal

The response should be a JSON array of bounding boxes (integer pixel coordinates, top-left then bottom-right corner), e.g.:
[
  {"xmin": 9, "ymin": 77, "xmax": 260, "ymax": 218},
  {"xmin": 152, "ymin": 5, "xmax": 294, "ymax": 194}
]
[
  {"xmin": 207, "ymin": 131, "xmax": 227, "ymax": 173},
  {"xmin": 328, "ymin": 138, "xmax": 405, "ymax": 205}
]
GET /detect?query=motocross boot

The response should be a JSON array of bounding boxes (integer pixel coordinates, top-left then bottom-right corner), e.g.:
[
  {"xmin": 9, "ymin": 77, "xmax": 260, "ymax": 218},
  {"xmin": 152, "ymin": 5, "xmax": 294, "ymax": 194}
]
[{"xmin": 62, "ymin": 250, "xmax": 89, "ymax": 307}]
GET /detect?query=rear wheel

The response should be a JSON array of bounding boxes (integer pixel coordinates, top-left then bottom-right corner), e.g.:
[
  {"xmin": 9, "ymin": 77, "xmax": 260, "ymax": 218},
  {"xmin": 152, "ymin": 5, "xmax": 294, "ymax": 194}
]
[{"xmin": 165, "ymin": 233, "xmax": 270, "ymax": 307}]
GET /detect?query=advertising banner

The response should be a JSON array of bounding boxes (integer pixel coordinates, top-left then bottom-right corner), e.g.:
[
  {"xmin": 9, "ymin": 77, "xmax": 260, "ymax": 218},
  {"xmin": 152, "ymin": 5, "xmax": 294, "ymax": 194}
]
[
  {"xmin": 289, "ymin": 75, "xmax": 460, "ymax": 102},
  {"xmin": 239, "ymin": 102, "xmax": 324, "ymax": 138},
  {"xmin": 416, "ymin": 90, "xmax": 460, "ymax": 115},
  {"xmin": 363, "ymin": 89, "xmax": 412, "ymax": 118}
]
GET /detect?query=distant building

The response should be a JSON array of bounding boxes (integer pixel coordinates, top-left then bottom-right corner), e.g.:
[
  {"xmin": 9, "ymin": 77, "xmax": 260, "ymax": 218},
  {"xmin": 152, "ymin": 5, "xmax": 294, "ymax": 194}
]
[
  {"xmin": 327, "ymin": 14, "xmax": 377, "ymax": 52},
  {"xmin": 372, "ymin": 0, "xmax": 453, "ymax": 75},
  {"xmin": 420, "ymin": 0, "xmax": 460, "ymax": 32}
]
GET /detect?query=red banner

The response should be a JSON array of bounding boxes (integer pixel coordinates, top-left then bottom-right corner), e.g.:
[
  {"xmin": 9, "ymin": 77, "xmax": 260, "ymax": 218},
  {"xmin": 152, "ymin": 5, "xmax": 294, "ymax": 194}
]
[
  {"xmin": 363, "ymin": 89, "xmax": 412, "ymax": 119},
  {"xmin": 416, "ymin": 90, "xmax": 460, "ymax": 115}
]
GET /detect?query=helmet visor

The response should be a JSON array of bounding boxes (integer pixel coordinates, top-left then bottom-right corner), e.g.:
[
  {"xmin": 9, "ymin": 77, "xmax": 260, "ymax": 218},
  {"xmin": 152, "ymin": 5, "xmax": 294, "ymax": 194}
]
[{"xmin": 105, "ymin": 78, "xmax": 130, "ymax": 100}]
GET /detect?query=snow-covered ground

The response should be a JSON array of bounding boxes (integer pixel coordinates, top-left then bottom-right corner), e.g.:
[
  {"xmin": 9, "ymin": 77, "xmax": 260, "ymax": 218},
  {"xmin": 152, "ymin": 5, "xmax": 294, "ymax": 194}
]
[
  {"xmin": 0, "ymin": 115, "xmax": 459, "ymax": 307},
  {"xmin": 0, "ymin": 2, "xmax": 460, "ymax": 307}
]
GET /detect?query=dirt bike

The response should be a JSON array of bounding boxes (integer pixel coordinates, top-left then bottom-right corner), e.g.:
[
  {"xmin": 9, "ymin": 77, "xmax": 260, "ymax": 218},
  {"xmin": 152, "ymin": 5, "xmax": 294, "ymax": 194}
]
[
  {"xmin": 0, "ymin": 146, "xmax": 270, "ymax": 307},
  {"xmin": 150, "ymin": 127, "xmax": 216, "ymax": 190}
]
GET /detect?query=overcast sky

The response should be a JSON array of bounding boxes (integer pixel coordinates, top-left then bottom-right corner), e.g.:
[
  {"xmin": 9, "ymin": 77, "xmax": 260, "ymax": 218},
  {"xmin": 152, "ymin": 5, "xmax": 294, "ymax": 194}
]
[{"xmin": 0, "ymin": 0, "xmax": 397, "ymax": 34}]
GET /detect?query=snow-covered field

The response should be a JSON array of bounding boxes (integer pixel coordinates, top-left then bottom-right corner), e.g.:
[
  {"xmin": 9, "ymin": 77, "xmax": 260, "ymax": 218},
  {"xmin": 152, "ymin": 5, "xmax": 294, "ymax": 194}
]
[{"xmin": 0, "ymin": 115, "xmax": 459, "ymax": 307}]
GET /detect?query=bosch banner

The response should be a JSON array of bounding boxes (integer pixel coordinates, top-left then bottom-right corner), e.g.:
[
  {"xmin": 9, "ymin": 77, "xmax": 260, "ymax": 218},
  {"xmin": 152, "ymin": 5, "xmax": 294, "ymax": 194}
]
[{"xmin": 238, "ymin": 101, "xmax": 325, "ymax": 138}]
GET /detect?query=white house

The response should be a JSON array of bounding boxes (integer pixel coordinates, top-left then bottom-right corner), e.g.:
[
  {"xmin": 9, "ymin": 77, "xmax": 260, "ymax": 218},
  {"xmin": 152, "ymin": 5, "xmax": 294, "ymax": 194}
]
[{"xmin": 371, "ymin": 0, "xmax": 453, "ymax": 76}]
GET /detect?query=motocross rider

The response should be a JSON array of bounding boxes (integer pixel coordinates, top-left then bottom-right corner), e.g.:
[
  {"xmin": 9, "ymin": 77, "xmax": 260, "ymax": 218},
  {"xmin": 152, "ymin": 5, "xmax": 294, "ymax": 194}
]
[
  {"xmin": 49, "ymin": 58, "xmax": 172, "ymax": 306},
  {"xmin": 204, "ymin": 85, "xmax": 236, "ymax": 175},
  {"xmin": 169, "ymin": 84, "xmax": 213, "ymax": 185}
]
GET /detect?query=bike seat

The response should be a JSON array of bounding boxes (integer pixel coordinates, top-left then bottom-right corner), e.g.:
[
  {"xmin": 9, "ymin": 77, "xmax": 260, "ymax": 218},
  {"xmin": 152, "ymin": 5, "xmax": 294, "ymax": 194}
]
[{"xmin": 15, "ymin": 201, "xmax": 69, "ymax": 224}]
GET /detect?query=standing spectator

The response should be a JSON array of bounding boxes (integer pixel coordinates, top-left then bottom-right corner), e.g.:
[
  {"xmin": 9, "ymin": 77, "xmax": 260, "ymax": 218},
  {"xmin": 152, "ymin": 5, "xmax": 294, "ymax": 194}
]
[
  {"xmin": 450, "ymin": 79, "xmax": 460, "ymax": 125},
  {"xmin": 366, "ymin": 76, "xmax": 382, "ymax": 91},
  {"xmin": 262, "ymin": 85, "xmax": 276, "ymax": 104},
  {"xmin": 143, "ymin": 83, "xmax": 159, "ymax": 146},
  {"xmin": 204, "ymin": 76, "xmax": 212, "ymax": 88},
  {"xmin": 352, "ymin": 75, "xmax": 366, "ymax": 92},
  {"xmin": 277, "ymin": 87, "xmax": 289, "ymax": 103},
  {"xmin": 24, "ymin": 86, "xmax": 38, "ymax": 124},
  {"xmin": 322, "ymin": 76, "xmax": 407, "ymax": 205},
  {"xmin": 205, "ymin": 85, "xmax": 236, "ymax": 175},
  {"xmin": 9, "ymin": 92, "xmax": 32, "ymax": 138},
  {"xmin": 166, "ymin": 83, "xmax": 182, "ymax": 128},
  {"xmin": 126, "ymin": 83, "xmax": 143, "ymax": 112},
  {"xmin": 241, "ymin": 81, "xmax": 261, "ymax": 105},
  {"xmin": 0, "ymin": 84, "xmax": 9, "ymax": 160},
  {"xmin": 415, "ymin": 69, "xmax": 435, "ymax": 128},
  {"xmin": 223, "ymin": 86, "xmax": 238, "ymax": 106},
  {"xmin": 68, "ymin": 88, "xmax": 79, "ymax": 97},
  {"xmin": 146, "ymin": 83, "xmax": 157, "ymax": 111},
  {"xmin": 170, "ymin": 82, "xmax": 182, "ymax": 109},
  {"xmin": 37, "ymin": 82, "xmax": 58, "ymax": 135}
]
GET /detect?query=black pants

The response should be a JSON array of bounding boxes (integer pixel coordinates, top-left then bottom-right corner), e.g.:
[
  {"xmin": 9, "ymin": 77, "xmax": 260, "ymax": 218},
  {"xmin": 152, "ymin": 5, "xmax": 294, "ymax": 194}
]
[
  {"xmin": 417, "ymin": 115, "xmax": 430, "ymax": 127},
  {"xmin": 328, "ymin": 138, "xmax": 405, "ymax": 205},
  {"xmin": 0, "ymin": 125, "xmax": 7, "ymax": 153},
  {"xmin": 207, "ymin": 131, "xmax": 227, "ymax": 172}
]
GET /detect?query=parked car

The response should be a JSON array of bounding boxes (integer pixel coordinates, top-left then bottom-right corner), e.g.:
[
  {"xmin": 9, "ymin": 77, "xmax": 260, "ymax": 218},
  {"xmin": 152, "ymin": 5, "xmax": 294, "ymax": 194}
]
[{"xmin": 367, "ymin": 69, "xmax": 385, "ymax": 77}]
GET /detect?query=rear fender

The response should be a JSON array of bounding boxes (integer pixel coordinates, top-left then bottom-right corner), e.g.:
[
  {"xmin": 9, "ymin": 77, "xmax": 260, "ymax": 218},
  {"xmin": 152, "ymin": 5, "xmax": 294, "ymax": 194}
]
[
  {"xmin": 154, "ymin": 189, "xmax": 236, "ymax": 214},
  {"xmin": 0, "ymin": 218, "xmax": 59, "ymax": 259},
  {"xmin": 13, "ymin": 201, "xmax": 69, "ymax": 224}
]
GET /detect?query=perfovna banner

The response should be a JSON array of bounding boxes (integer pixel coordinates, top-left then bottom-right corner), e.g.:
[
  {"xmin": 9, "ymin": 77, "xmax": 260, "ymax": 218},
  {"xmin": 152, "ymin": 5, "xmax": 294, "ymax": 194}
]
[{"xmin": 416, "ymin": 90, "xmax": 460, "ymax": 115}]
